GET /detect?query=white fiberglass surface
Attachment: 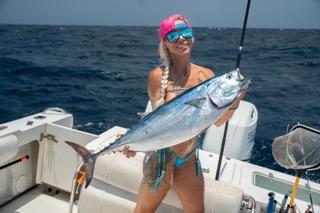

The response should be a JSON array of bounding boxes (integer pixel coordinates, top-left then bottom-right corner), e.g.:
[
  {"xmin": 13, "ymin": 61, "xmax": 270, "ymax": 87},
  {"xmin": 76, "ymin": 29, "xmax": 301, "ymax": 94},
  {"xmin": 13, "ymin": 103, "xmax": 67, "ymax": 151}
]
[{"xmin": 253, "ymin": 172, "xmax": 320, "ymax": 204}]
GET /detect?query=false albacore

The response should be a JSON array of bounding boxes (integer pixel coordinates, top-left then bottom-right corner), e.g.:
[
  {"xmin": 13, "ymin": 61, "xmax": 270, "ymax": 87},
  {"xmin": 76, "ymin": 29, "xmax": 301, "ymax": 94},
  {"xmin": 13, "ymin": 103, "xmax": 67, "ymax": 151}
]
[{"xmin": 66, "ymin": 69, "xmax": 249, "ymax": 187}]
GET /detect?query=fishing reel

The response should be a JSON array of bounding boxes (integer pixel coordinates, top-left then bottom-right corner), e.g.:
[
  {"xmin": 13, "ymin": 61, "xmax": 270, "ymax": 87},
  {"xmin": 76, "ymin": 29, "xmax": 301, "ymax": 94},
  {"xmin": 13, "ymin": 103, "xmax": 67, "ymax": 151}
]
[{"xmin": 240, "ymin": 195, "xmax": 256, "ymax": 213}]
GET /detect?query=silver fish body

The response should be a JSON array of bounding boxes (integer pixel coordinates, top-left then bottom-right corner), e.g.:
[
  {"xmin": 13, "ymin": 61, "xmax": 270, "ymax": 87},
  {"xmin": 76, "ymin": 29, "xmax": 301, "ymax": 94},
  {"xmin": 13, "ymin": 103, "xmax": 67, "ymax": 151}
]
[
  {"xmin": 106, "ymin": 69, "xmax": 247, "ymax": 152},
  {"xmin": 66, "ymin": 70, "xmax": 248, "ymax": 187}
]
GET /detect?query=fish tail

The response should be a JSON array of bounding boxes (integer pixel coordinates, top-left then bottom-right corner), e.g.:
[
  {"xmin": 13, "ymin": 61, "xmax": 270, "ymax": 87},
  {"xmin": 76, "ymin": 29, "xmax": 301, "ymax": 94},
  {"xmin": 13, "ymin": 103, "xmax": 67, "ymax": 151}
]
[{"xmin": 65, "ymin": 141, "xmax": 96, "ymax": 188}]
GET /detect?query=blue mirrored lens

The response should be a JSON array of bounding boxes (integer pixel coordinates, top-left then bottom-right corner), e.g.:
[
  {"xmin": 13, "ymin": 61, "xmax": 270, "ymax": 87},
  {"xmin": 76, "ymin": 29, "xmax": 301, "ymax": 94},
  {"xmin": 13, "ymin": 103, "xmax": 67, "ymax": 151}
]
[{"xmin": 166, "ymin": 28, "xmax": 193, "ymax": 43}]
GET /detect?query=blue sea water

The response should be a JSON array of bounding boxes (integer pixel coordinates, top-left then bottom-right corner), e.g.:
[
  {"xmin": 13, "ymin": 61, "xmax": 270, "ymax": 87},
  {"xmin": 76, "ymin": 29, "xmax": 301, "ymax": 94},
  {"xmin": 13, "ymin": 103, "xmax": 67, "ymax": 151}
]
[{"xmin": 0, "ymin": 25, "xmax": 319, "ymax": 181}]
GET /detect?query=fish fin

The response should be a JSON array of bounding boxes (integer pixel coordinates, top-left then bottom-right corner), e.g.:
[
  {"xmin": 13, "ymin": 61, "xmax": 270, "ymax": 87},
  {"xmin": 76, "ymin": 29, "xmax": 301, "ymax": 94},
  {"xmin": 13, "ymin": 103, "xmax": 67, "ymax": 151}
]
[
  {"xmin": 65, "ymin": 141, "xmax": 96, "ymax": 188},
  {"xmin": 137, "ymin": 112, "xmax": 149, "ymax": 118},
  {"xmin": 167, "ymin": 87, "xmax": 188, "ymax": 95},
  {"xmin": 184, "ymin": 97, "xmax": 207, "ymax": 108},
  {"xmin": 213, "ymin": 86, "xmax": 248, "ymax": 127}
]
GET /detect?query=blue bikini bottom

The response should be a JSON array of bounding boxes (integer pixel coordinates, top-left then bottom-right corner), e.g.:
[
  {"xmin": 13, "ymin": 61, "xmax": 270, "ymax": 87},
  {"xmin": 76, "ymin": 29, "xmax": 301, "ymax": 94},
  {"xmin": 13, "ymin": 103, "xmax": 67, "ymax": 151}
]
[
  {"xmin": 143, "ymin": 137, "xmax": 204, "ymax": 190},
  {"xmin": 173, "ymin": 148, "xmax": 196, "ymax": 168}
]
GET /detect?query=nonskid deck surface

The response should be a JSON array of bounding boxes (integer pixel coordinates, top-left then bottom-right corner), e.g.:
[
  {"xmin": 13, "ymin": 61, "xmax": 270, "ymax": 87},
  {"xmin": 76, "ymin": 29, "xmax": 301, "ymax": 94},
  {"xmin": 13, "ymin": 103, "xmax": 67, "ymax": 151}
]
[{"xmin": 0, "ymin": 185, "xmax": 77, "ymax": 213}]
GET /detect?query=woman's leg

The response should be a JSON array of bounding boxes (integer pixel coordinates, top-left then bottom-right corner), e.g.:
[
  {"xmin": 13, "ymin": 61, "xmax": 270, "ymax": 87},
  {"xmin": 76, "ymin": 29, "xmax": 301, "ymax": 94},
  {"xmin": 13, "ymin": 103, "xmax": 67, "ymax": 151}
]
[
  {"xmin": 134, "ymin": 157, "xmax": 174, "ymax": 213},
  {"xmin": 173, "ymin": 154, "xmax": 205, "ymax": 213}
]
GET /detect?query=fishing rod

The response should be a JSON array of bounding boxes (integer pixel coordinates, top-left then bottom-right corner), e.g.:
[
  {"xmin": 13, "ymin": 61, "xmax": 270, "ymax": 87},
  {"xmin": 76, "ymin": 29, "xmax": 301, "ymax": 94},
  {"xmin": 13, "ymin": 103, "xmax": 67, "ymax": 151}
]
[
  {"xmin": 0, "ymin": 155, "xmax": 29, "ymax": 171},
  {"xmin": 215, "ymin": 0, "xmax": 251, "ymax": 181},
  {"xmin": 236, "ymin": 0, "xmax": 251, "ymax": 72}
]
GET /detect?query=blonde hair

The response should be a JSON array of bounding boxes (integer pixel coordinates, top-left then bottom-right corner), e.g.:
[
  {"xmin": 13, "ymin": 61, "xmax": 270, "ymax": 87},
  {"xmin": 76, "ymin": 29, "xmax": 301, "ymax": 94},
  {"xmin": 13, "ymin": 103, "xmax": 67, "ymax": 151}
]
[
  {"xmin": 151, "ymin": 41, "xmax": 171, "ymax": 110},
  {"xmin": 158, "ymin": 41, "xmax": 171, "ymax": 99}
]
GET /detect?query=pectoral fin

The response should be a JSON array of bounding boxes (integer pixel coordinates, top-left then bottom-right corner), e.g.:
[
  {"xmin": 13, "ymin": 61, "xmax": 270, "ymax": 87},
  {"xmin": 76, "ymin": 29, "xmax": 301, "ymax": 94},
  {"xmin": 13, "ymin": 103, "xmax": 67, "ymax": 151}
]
[{"xmin": 184, "ymin": 97, "xmax": 207, "ymax": 108}]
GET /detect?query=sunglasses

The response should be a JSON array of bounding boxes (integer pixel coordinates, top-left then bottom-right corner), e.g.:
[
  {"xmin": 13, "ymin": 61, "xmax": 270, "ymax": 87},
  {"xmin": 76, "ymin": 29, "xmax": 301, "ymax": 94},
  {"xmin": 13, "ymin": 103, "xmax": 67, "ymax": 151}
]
[{"xmin": 166, "ymin": 28, "xmax": 193, "ymax": 43}]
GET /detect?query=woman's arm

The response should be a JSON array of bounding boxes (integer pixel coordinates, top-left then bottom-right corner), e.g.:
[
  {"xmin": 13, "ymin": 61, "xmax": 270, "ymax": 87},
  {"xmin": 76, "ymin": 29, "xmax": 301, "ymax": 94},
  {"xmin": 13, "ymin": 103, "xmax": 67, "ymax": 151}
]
[
  {"xmin": 147, "ymin": 67, "xmax": 164, "ymax": 110},
  {"xmin": 123, "ymin": 67, "xmax": 163, "ymax": 158}
]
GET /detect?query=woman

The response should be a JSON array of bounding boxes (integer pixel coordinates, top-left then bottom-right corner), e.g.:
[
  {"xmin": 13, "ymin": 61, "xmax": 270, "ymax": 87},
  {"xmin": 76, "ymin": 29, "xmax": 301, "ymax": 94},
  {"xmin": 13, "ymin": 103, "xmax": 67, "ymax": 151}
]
[{"xmin": 124, "ymin": 14, "xmax": 214, "ymax": 213}]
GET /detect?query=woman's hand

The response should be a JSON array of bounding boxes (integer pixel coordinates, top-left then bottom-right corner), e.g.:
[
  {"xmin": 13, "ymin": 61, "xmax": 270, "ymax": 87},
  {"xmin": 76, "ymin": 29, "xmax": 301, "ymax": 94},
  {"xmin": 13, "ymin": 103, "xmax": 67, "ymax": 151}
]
[
  {"xmin": 122, "ymin": 146, "xmax": 136, "ymax": 158},
  {"xmin": 116, "ymin": 133, "xmax": 136, "ymax": 158}
]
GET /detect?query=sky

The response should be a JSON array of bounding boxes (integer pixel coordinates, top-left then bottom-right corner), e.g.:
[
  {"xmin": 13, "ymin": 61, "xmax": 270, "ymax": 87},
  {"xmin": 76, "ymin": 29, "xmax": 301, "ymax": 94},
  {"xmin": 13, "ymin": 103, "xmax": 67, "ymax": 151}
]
[{"xmin": 0, "ymin": 0, "xmax": 319, "ymax": 29}]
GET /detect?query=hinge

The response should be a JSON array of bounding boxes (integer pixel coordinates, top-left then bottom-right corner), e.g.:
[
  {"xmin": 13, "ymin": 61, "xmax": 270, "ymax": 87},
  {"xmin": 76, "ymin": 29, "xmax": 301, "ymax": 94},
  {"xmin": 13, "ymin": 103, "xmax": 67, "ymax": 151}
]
[
  {"xmin": 202, "ymin": 168, "xmax": 210, "ymax": 173},
  {"xmin": 40, "ymin": 133, "xmax": 58, "ymax": 143}
]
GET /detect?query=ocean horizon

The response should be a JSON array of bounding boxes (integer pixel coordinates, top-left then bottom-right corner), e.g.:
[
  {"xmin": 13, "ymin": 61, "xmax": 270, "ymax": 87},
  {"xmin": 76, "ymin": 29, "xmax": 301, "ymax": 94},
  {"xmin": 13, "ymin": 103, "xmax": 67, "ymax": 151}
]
[{"xmin": 0, "ymin": 24, "xmax": 319, "ymax": 181}]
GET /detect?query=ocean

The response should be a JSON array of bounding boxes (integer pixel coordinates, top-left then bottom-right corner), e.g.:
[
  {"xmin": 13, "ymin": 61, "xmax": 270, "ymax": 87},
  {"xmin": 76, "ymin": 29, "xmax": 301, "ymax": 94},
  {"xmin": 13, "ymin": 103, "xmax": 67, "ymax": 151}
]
[{"xmin": 0, "ymin": 25, "xmax": 319, "ymax": 181}]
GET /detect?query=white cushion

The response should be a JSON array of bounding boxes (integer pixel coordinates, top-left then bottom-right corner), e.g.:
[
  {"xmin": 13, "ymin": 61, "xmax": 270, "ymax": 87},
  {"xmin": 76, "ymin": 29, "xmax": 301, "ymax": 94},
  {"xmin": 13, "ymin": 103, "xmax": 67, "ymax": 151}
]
[{"xmin": 79, "ymin": 152, "xmax": 243, "ymax": 213}]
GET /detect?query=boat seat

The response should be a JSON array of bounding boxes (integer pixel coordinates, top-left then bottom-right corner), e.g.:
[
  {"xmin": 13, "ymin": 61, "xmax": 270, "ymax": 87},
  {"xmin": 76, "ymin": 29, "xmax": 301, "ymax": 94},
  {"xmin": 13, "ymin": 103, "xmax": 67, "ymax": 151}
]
[{"xmin": 78, "ymin": 152, "xmax": 244, "ymax": 213}]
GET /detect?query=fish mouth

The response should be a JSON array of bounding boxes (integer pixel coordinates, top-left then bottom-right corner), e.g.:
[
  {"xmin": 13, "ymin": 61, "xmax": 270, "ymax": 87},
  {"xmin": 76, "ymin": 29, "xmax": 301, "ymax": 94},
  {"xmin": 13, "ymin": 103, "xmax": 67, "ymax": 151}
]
[
  {"xmin": 232, "ymin": 70, "xmax": 249, "ymax": 88},
  {"xmin": 227, "ymin": 69, "xmax": 247, "ymax": 84},
  {"xmin": 239, "ymin": 78, "xmax": 249, "ymax": 89},
  {"xmin": 240, "ymin": 78, "xmax": 251, "ymax": 90}
]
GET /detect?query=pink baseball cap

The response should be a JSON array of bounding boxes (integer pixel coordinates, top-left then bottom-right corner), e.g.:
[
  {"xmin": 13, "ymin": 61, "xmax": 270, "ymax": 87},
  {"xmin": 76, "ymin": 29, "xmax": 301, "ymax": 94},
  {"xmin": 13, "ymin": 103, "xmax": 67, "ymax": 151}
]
[{"xmin": 158, "ymin": 14, "xmax": 192, "ymax": 41}]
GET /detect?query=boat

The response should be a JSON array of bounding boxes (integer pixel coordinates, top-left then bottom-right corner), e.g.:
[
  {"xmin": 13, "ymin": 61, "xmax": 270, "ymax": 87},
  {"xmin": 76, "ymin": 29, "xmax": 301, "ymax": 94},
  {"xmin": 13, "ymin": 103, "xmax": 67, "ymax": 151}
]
[{"xmin": 0, "ymin": 100, "xmax": 319, "ymax": 213}]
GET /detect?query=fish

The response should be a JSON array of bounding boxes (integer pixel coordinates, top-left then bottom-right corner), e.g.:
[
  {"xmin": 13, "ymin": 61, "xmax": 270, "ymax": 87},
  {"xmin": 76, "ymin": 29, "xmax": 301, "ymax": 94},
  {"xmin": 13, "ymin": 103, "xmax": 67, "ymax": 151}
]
[{"xmin": 66, "ymin": 69, "xmax": 249, "ymax": 187}]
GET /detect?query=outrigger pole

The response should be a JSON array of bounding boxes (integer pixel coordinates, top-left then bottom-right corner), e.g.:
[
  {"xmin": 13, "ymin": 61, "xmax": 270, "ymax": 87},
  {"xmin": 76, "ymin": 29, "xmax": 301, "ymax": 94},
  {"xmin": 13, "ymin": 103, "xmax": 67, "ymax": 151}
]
[{"xmin": 215, "ymin": 0, "xmax": 251, "ymax": 181}]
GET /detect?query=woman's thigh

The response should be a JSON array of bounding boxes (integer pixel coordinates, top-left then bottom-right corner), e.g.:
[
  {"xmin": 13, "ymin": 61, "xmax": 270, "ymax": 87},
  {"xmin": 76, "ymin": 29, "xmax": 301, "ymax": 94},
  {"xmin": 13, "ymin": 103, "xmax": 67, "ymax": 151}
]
[
  {"xmin": 134, "ymin": 157, "xmax": 175, "ymax": 213},
  {"xmin": 173, "ymin": 154, "xmax": 205, "ymax": 213}
]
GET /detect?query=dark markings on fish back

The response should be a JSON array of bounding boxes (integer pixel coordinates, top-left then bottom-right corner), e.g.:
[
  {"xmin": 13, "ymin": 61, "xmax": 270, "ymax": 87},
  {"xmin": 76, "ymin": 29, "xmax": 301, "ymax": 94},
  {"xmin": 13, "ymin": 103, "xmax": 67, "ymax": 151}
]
[{"xmin": 121, "ymin": 75, "xmax": 219, "ymax": 138}]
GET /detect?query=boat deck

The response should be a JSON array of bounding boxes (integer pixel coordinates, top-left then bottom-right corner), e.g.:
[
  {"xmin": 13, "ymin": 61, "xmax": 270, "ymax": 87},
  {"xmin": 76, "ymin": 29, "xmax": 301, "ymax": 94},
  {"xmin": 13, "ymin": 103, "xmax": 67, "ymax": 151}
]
[
  {"xmin": 0, "ymin": 185, "xmax": 77, "ymax": 213},
  {"xmin": 1, "ymin": 154, "xmax": 318, "ymax": 213},
  {"xmin": 1, "ymin": 125, "xmax": 319, "ymax": 213}
]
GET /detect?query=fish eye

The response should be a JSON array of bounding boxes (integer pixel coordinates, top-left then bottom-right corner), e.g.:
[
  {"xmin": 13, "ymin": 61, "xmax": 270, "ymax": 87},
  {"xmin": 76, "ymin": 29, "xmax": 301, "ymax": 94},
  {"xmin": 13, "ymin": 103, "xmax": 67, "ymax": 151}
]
[{"xmin": 226, "ymin": 73, "xmax": 232, "ymax": 79}]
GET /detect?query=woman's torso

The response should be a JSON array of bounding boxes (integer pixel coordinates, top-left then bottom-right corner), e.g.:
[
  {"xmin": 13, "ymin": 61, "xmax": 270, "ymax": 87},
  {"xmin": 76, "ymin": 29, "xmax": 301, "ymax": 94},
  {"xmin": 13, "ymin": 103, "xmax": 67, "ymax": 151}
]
[{"xmin": 160, "ymin": 64, "xmax": 214, "ymax": 158}]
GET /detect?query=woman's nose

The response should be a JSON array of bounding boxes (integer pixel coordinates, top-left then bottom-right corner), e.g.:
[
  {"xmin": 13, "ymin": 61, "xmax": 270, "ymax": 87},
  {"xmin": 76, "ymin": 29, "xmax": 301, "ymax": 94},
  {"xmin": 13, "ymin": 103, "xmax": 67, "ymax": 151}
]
[{"xmin": 178, "ymin": 34, "xmax": 185, "ymax": 42}]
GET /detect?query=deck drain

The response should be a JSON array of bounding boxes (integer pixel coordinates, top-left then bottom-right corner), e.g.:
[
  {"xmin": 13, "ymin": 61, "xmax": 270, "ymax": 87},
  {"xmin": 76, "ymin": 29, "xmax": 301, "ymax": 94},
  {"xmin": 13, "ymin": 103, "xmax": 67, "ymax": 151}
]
[{"xmin": 34, "ymin": 115, "xmax": 46, "ymax": 120}]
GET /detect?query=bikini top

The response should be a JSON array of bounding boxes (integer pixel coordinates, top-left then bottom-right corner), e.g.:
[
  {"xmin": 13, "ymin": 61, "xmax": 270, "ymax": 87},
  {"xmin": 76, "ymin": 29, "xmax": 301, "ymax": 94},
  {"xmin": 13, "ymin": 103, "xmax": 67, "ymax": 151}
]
[{"xmin": 150, "ymin": 65, "xmax": 189, "ymax": 110}]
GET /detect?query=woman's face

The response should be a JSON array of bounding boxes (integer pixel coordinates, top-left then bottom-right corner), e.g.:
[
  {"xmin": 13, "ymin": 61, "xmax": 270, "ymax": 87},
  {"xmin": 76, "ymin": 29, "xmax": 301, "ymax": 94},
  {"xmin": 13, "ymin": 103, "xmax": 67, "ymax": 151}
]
[{"xmin": 164, "ymin": 19, "xmax": 193, "ymax": 56}]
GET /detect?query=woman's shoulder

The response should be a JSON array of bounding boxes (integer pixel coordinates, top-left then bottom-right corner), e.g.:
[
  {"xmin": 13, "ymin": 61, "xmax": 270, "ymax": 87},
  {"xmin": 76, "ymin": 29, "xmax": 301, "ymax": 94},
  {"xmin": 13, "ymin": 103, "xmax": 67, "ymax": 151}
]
[
  {"xmin": 147, "ymin": 66, "xmax": 162, "ymax": 94},
  {"xmin": 148, "ymin": 66, "xmax": 163, "ymax": 81},
  {"xmin": 147, "ymin": 66, "xmax": 164, "ymax": 106},
  {"xmin": 191, "ymin": 64, "xmax": 215, "ymax": 79}
]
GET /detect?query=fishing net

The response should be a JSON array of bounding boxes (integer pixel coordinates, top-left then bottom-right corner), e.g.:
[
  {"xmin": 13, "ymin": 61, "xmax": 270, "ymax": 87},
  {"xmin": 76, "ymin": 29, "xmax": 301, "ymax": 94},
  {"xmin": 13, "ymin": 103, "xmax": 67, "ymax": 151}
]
[{"xmin": 272, "ymin": 124, "xmax": 320, "ymax": 170}]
